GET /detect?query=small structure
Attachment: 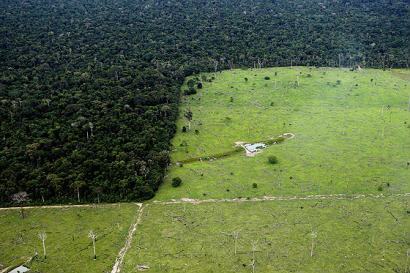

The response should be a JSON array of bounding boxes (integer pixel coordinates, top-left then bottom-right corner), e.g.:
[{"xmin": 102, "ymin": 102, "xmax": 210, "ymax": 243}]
[
  {"xmin": 243, "ymin": 143, "xmax": 266, "ymax": 156},
  {"xmin": 8, "ymin": 265, "xmax": 30, "ymax": 273}
]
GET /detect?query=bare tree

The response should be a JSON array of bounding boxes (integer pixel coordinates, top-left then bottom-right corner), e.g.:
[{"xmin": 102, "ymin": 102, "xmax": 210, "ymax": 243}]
[
  {"xmin": 221, "ymin": 231, "xmax": 240, "ymax": 255},
  {"xmin": 184, "ymin": 109, "xmax": 193, "ymax": 130},
  {"xmin": 11, "ymin": 191, "xmax": 30, "ymax": 219},
  {"xmin": 89, "ymin": 122, "xmax": 94, "ymax": 137},
  {"xmin": 88, "ymin": 230, "xmax": 97, "ymax": 260},
  {"xmin": 38, "ymin": 231, "xmax": 47, "ymax": 259},
  {"xmin": 310, "ymin": 230, "xmax": 317, "ymax": 257},
  {"xmin": 249, "ymin": 241, "xmax": 258, "ymax": 273},
  {"xmin": 213, "ymin": 60, "xmax": 219, "ymax": 72}
]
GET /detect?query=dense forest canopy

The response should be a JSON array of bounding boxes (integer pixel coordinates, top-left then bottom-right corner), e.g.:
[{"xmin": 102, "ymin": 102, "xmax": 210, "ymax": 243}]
[{"xmin": 0, "ymin": 0, "xmax": 409, "ymax": 205}]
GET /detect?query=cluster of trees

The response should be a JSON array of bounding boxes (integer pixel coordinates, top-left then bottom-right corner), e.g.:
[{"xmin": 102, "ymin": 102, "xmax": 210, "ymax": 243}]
[{"xmin": 0, "ymin": 0, "xmax": 408, "ymax": 205}]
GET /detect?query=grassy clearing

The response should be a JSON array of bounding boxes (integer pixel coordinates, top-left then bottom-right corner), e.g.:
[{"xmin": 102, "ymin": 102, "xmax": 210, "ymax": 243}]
[
  {"xmin": 0, "ymin": 203, "xmax": 138, "ymax": 273},
  {"xmin": 157, "ymin": 67, "xmax": 410, "ymax": 200},
  {"xmin": 123, "ymin": 196, "xmax": 410, "ymax": 273}
]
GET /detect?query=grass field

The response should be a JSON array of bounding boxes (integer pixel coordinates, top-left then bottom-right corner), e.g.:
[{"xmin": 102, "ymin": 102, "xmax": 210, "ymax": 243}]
[
  {"xmin": 157, "ymin": 67, "xmax": 410, "ymax": 200},
  {"xmin": 123, "ymin": 196, "xmax": 409, "ymax": 273},
  {"xmin": 1, "ymin": 67, "xmax": 408, "ymax": 273},
  {"xmin": 0, "ymin": 203, "xmax": 138, "ymax": 273}
]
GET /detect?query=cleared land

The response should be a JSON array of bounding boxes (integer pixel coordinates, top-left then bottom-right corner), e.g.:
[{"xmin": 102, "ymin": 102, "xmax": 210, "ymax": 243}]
[
  {"xmin": 123, "ymin": 196, "xmax": 409, "ymax": 273},
  {"xmin": 157, "ymin": 67, "xmax": 410, "ymax": 200},
  {"xmin": 0, "ymin": 203, "xmax": 139, "ymax": 273},
  {"xmin": 119, "ymin": 67, "xmax": 410, "ymax": 273}
]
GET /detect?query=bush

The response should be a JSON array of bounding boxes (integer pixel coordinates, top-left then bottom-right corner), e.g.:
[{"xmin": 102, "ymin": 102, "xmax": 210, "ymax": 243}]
[
  {"xmin": 197, "ymin": 82, "xmax": 203, "ymax": 89},
  {"xmin": 182, "ymin": 126, "xmax": 187, "ymax": 132},
  {"xmin": 172, "ymin": 177, "xmax": 182, "ymax": 187},
  {"xmin": 252, "ymin": 183, "xmax": 258, "ymax": 188},
  {"xmin": 268, "ymin": 156, "xmax": 278, "ymax": 164},
  {"xmin": 264, "ymin": 76, "xmax": 270, "ymax": 80},
  {"xmin": 244, "ymin": 77, "xmax": 248, "ymax": 81},
  {"xmin": 184, "ymin": 87, "xmax": 197, "ymax": 95}
]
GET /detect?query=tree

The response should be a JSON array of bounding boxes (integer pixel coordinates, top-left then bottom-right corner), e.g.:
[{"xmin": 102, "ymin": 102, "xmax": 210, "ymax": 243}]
[
  {"xmin": 172, "ymin": 177, "xmax": 182, "ymax": 187},
  {"xmin": 71, "ymin": 180, "xmax": 86, "ymax": 203},
  {"xmin": 11, "ymin": 192, "xmax": 30, "ymax": 219},
  {"xmin": 88, "ymin": 230, "xmax": 97, "ymax": 260},
  {"xmin": 38, "ymin": 231, "xmax": 47, "ymax": 259},
  {"xmin": 268, "ymin": 156, "xmax": 278, "ymax": 164},
  {"xmin": 184, "ymin": 109, "xmax": 193, "ymax": 130},
  {"xmin": 310, "ymin": 230, "xmax": 317, "ymax": 257}
]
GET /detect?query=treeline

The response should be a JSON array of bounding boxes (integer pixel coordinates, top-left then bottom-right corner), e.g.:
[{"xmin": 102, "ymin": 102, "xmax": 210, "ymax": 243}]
[{"xmin": 0, "ymin": 0, "xmax": 409, "ymax": 205}]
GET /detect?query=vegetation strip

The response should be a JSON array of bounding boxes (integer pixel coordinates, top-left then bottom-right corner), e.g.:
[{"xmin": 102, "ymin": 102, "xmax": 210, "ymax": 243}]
[
  {"xmin": 175, "ymin": 136, "xmax": 286, "ymax": 164},
  {"xmin": 152, "ymin": 193, "xmax": 410, "ymax": 205},
  {"xmin": 110, "ymin": 203, "xmax": 146, "ymax": 273}
]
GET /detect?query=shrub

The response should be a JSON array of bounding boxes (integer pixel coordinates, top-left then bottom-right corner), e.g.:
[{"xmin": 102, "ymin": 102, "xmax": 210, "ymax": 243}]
[
  {"xmin": 195, "ymin": 129, "xmax": 199, "ymax": 135},
  {"xmin": 336, "ymin": 80, "xmax": 341, "ymax": 85},
  {"xmin": 230, "ymin": 97, "xmax": 234, "ymax": 102},
  {"xmin": 264, "ymin": 76, "xmax": 270, "ymax": 80},
  {"xmin": 274, "ymin": 72, "xmax": 278, "ymax": 76},
  {"xmin": 187, "ymin": 79, "xmax": 195, "ymax": 88},
  {"xmin": 377, "ymin": 185, "xmax": 383, "ymax": 191},
  {"xmin": 244, "ymin": 77, "xmax": 248, "ymax": 81},
  {"xmin": 172, "ymin": 177, "xmax": 182, "ymax": 187},
  {"xmin": 268, "ymin": 156, "xmax": 278, "ymax": 164},
  {"xmin": 197, "ymin": 82, "xmax": 203, "ymax": 89},
  {"xmin": 184, "ymin": 87, "xmax": 197, "ymax": 95},
  {"xmin": 252, "ymin": 183, "xmax": 258, "ymax": 188},
  {"xmin": 182, "ymin": 126, "xmax": 187, "ymax": 132}
]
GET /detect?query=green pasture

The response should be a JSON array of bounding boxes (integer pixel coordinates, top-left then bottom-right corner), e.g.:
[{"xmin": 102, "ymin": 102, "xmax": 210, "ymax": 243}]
[
  {"xmin": 0, "ymin": 204, "xmax": 138, "ymax": 273},
  {"xmin": 157, "ymin": 67, "xmax": 410, "ymax": 200},
  {"xmin": 123, "ymin": 196, "xmax": 410, "ymax": 273}
]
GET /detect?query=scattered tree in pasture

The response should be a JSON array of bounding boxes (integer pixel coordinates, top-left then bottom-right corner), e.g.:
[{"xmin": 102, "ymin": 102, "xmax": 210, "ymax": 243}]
[
  {"xmin": 38, "ymin": 231, "xmax": 47, "ymax": 259},
  {"xmin": 310, "ymin": 230, "xmax": 317, "ymax": 257},
  {"xmin": 221, "ymin": 231, "xmax": 240, "ymax": 255},
  {"xmin": 268, "ymin": 156, "xmax": 278, "ymax": 164},
  {"xmin": 88, "ymin": 230, "xmax": 97, "ymax": 260},
  {"xmin": 172, "ymin": 177, "xmax": 182, "ymax": 187},
  {"xmin": 184, "ymin": 109, "xmax": 193, "ymax": 130},
  {"xmin": 249, "ymin": 241, "xmax": 258, "ymax": 273}
]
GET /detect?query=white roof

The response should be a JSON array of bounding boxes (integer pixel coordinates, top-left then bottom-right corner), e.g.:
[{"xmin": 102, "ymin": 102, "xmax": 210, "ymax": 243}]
[
  {"xmin": 244, "ymin": 143, "xmax": 266, "ymax": 152},
  {"xmin": 9, "ymin": 266, "xmax": 30, "ymax": 273}
]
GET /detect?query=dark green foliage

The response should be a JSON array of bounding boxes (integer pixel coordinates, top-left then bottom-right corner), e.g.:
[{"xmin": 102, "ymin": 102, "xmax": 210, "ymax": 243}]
[
  {"xmin": 268, "ymin": 156, "xmax": 278, "ymax": 164},
  {"xmin": 252, "ymin": 183, "xmax": 258, "ymax": 188},
  {"xmin": 264, "ymin": 76, "xmax": 270, "ymax": 80},
  {"xmin": 0, "ymin": 0, "xmax": 408, "ymax": 205},
  {"xmin": 197, "ymin": 82, "xmax": 203, "ymax": 89},
  {"xmin": 230, "ymin": 97, "xmax": 234, "ymax": 103},
  {"xmin": 244, "ymin": 78, "xmax": 248, "ymax": 82},
  {"xmin": 172, "ymin": 177, "xmax": 182, "ymax": 187},
  {"xmin": 184, "ymin": 88, "xmax": 197, "ymax": 96}
]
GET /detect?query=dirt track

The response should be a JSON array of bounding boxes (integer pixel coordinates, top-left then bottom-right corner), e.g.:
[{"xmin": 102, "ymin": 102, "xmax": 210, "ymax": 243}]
[
  {"xmin": 152, "ymin": 192, "xmax": 410, "ymax": 205},
  {"xmin": 111, "ymin": 203, "xmax": 145, "ymax": 273}
]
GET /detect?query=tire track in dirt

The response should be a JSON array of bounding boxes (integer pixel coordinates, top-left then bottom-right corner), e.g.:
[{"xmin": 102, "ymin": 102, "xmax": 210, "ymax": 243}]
[
  {"xmin": 111, "ymin": 203, "xmax": 145, "ymax": 273},
  {"xmin": 152, "ymin": 192, "xmax": 410, "ymax": 205}
]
